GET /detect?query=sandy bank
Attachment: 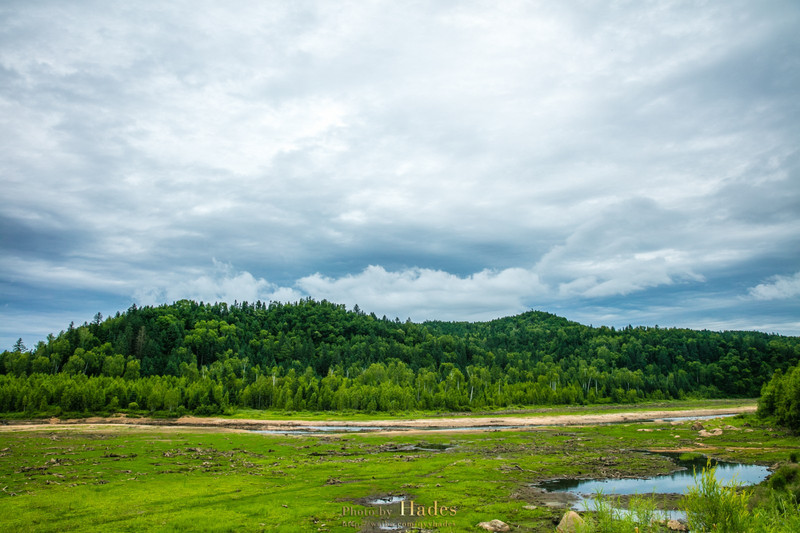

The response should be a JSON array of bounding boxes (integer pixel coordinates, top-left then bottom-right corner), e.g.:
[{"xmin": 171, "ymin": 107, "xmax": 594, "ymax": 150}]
[{"xmin": 0, "ymin": 405, "xmax": 755, "ymax": 434}]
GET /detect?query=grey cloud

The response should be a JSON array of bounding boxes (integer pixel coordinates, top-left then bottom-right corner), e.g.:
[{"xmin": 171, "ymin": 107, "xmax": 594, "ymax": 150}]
[{"xmin": 1, "ymin": 1, "xmax": 799, "ymax": 347}]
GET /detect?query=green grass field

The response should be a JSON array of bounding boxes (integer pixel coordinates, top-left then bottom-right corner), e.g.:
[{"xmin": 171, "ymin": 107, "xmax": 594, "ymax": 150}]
[{"xmin": 0, "ymin": 406, "xmax": 796, "ymax": 532}]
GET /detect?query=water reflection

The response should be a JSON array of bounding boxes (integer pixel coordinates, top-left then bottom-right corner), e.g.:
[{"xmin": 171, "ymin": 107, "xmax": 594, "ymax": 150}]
[{"xmin": 537, "ymin": 453, "xmax": 770, "ymax": 514}]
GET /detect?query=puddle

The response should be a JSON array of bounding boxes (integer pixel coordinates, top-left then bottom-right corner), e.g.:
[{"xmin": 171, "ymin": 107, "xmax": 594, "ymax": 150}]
[
  {"xmin": 536, "ymin": 452, "xmax": 770, "ymax": 519},
  {"xmin": 255, "ymin": 425, "xmax": 387, "ymax": 435},
  {"xmin": 367, "ymin": 495, "xmax": 407, "ymax": 505},
  {"xmin": 658, "ymin": 413, "xmax": 738, "ymax": 422},
  {"xmin": 350, "ymin": 494, "xmax": 415, "ymax": 532},
  {"xmin": 406, "ymin": 442, "xmax": 456, "ymax": 451}
]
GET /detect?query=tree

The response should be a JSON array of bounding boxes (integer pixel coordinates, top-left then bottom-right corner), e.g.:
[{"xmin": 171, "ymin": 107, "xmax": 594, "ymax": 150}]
[
  {"xmin": 102, "ymin": 354, "xmax": 126, "ymax": 377},
  {"xmin": 124, "ymin": 359, "xmax": 141, "ymax": 380},
  {"xmin": 63, "ymin": 354, "xmax": 86, "ymax": 375},
  {"xmin": 13, "ymin": 338, "xmax": 26, "ymax": 352}
]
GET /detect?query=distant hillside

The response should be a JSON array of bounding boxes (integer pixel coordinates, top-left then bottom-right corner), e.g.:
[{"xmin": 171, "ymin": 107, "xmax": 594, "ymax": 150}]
[{"xmin": 1, "ymin": 299, "xmax": 798, "ymax": 414}]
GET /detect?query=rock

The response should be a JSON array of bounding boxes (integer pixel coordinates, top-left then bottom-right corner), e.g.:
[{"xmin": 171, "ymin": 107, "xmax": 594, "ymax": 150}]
[
  {"xmin": 543, "ymin": 500, "xmax": 567, "ymax": 508},
  {"xmin": 698, "ymin": 428, "xmax": 723, "ymax": 437},
  {"xmin": 666, "ymin": 519, "xmax": 688, "ymax": 531},
  {"xmin": 557, "ymin": 511, "xmax": 585, "ymax": 533},
  {"xmin": 477, "ymin": 519, "xmax": 510, "ymax": 532},
  {"xmin": 523, "ymin": 505, "xmax": 537, "ymax": 510},
  {"xmin": 637, "ymin": 428, "xmax": 653, "ymax": 432},
  {"xmin": 691, "ymin": 422, "xmax": 704, "ymax": 431},
  {"xmin": 724, "ymin": 425, "xmax": 740, "ymax": 430}
]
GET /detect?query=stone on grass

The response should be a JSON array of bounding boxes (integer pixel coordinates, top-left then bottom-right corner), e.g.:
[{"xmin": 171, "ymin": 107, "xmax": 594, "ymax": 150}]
[
  {"xmin": 477, "ymin": 519, "xmax": 510, "ymax": 532},
  {"xmin": 556, "ymin": 511, "xmax": 585, "ymax": 533},
  {"xmin": 666, "ymin": 518, "xmax": 688, "ymax": 531}
]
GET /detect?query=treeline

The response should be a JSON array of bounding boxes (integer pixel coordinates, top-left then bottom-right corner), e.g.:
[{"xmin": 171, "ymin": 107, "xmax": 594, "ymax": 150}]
[
  {"xmin": 1, "ymin": 299, "xmax": 799, "ymax": 415},
  {"xmin": 758, "ymin": 363, "xmax": 800, "ymax": 431}
]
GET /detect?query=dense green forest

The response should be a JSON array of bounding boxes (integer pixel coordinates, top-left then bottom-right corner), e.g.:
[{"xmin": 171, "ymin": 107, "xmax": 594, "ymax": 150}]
[
  {"xmin": 758, "ymin": 362, "xmax": 800, "ymax": 431},
  {"xmin": 1, "ymin": 299, "xmax": 799, "ymax": 415}
]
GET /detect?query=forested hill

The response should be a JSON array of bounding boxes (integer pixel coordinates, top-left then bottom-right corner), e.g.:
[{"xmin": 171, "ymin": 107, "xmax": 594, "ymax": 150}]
[{"xmin": 2, "ymin": 299, "xmax": 799, "ymax": 414}]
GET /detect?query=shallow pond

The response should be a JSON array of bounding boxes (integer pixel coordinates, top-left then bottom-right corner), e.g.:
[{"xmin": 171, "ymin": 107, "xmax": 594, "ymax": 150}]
[{"xmin": 537, "ymin": 452, "xmax": 771, "ymax": 515}]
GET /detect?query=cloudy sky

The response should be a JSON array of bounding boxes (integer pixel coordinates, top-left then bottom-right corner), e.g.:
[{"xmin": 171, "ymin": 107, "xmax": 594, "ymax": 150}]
[{"xmin": 2, "ymin": 1, "xmax": 799, "ymax": 349}]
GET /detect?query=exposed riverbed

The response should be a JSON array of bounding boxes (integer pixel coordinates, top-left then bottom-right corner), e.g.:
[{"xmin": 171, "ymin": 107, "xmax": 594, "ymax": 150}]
[{"xmin": 0, "ymin": 404, "xmax": 755, "ymax": 435}]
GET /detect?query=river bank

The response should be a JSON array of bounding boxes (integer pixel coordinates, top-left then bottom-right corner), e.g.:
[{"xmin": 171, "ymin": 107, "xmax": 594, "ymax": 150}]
[{"xmin": 0, "ymin": 404, "xmax": 756, "ymax": 434}]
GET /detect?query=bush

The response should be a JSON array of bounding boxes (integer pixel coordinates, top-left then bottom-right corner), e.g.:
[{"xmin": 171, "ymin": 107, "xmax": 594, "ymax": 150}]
[
  {"xmin": 749, "ymin": 493, "xmax": 800, "ymax": 532},
  {"xmin": 584, "ymin": 491, "xmax": 662, "ymax": 533},
  {"xmin": 193, "ymin": 404, "xmax": 220, "ymax": 415},
  {"xmin": 682, "ymin": 460, "xmax": 751, "ymax": 532},
  {"xmin": 769, "ymin": 465, "xmax": 798, "ymax": 493}
]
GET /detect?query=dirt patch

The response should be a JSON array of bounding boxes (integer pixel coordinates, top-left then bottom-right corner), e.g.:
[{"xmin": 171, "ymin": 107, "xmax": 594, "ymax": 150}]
[{"xmin": 512, "ymin": 485, "xmax": 578, "ymax": 509}]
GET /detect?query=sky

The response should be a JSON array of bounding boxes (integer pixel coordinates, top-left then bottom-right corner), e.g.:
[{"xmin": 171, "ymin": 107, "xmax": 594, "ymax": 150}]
[{"xmin": 1, "ymin": 1, "xmax": 799, "ymax": 350}]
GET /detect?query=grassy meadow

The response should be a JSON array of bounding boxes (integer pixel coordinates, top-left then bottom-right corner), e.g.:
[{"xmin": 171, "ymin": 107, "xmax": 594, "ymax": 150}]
[{"xmin": 1, "ymin": 405, "xmax": 797, "ymax": 532}]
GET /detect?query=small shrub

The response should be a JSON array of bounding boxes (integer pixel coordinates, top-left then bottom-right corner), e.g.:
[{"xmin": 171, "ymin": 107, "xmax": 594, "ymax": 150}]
[
  {"xmin": 193, "ymin": 404, "xmax": 220, "ymax": 416},
  {"xmin": 585, "ymin": 492, "xmax": 662, "ymax": 533},
  {"xmin": 682, "ymin": 460, "xmax": 752, "ymax": 532},
  {"xmin": 749, "ymin": 493, "xmax": 800, "ymax": 532},
  {"xmin": 770, "ymin": 465, "xmax": 799, "ymax": 492},
  {"xmin": 770, "ymin": 469, "xmax": 788, "ymax": 491}
]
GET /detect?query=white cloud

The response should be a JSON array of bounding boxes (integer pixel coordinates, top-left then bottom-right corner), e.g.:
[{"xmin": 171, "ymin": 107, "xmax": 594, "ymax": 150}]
[
  {"xmin": 126, "ymin": 93, "xmax": 349, "ymax": 176},
  {"xmin": 132, "ymin": 260, "xmax": 303, "ymax": 306},
  {"xmin": 748, "ymin": 272, "xmax": 800, "ymax": 301},
  {"xmin": 297, "ymin": 265, "xmax": 547, "ymax": 321}
]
